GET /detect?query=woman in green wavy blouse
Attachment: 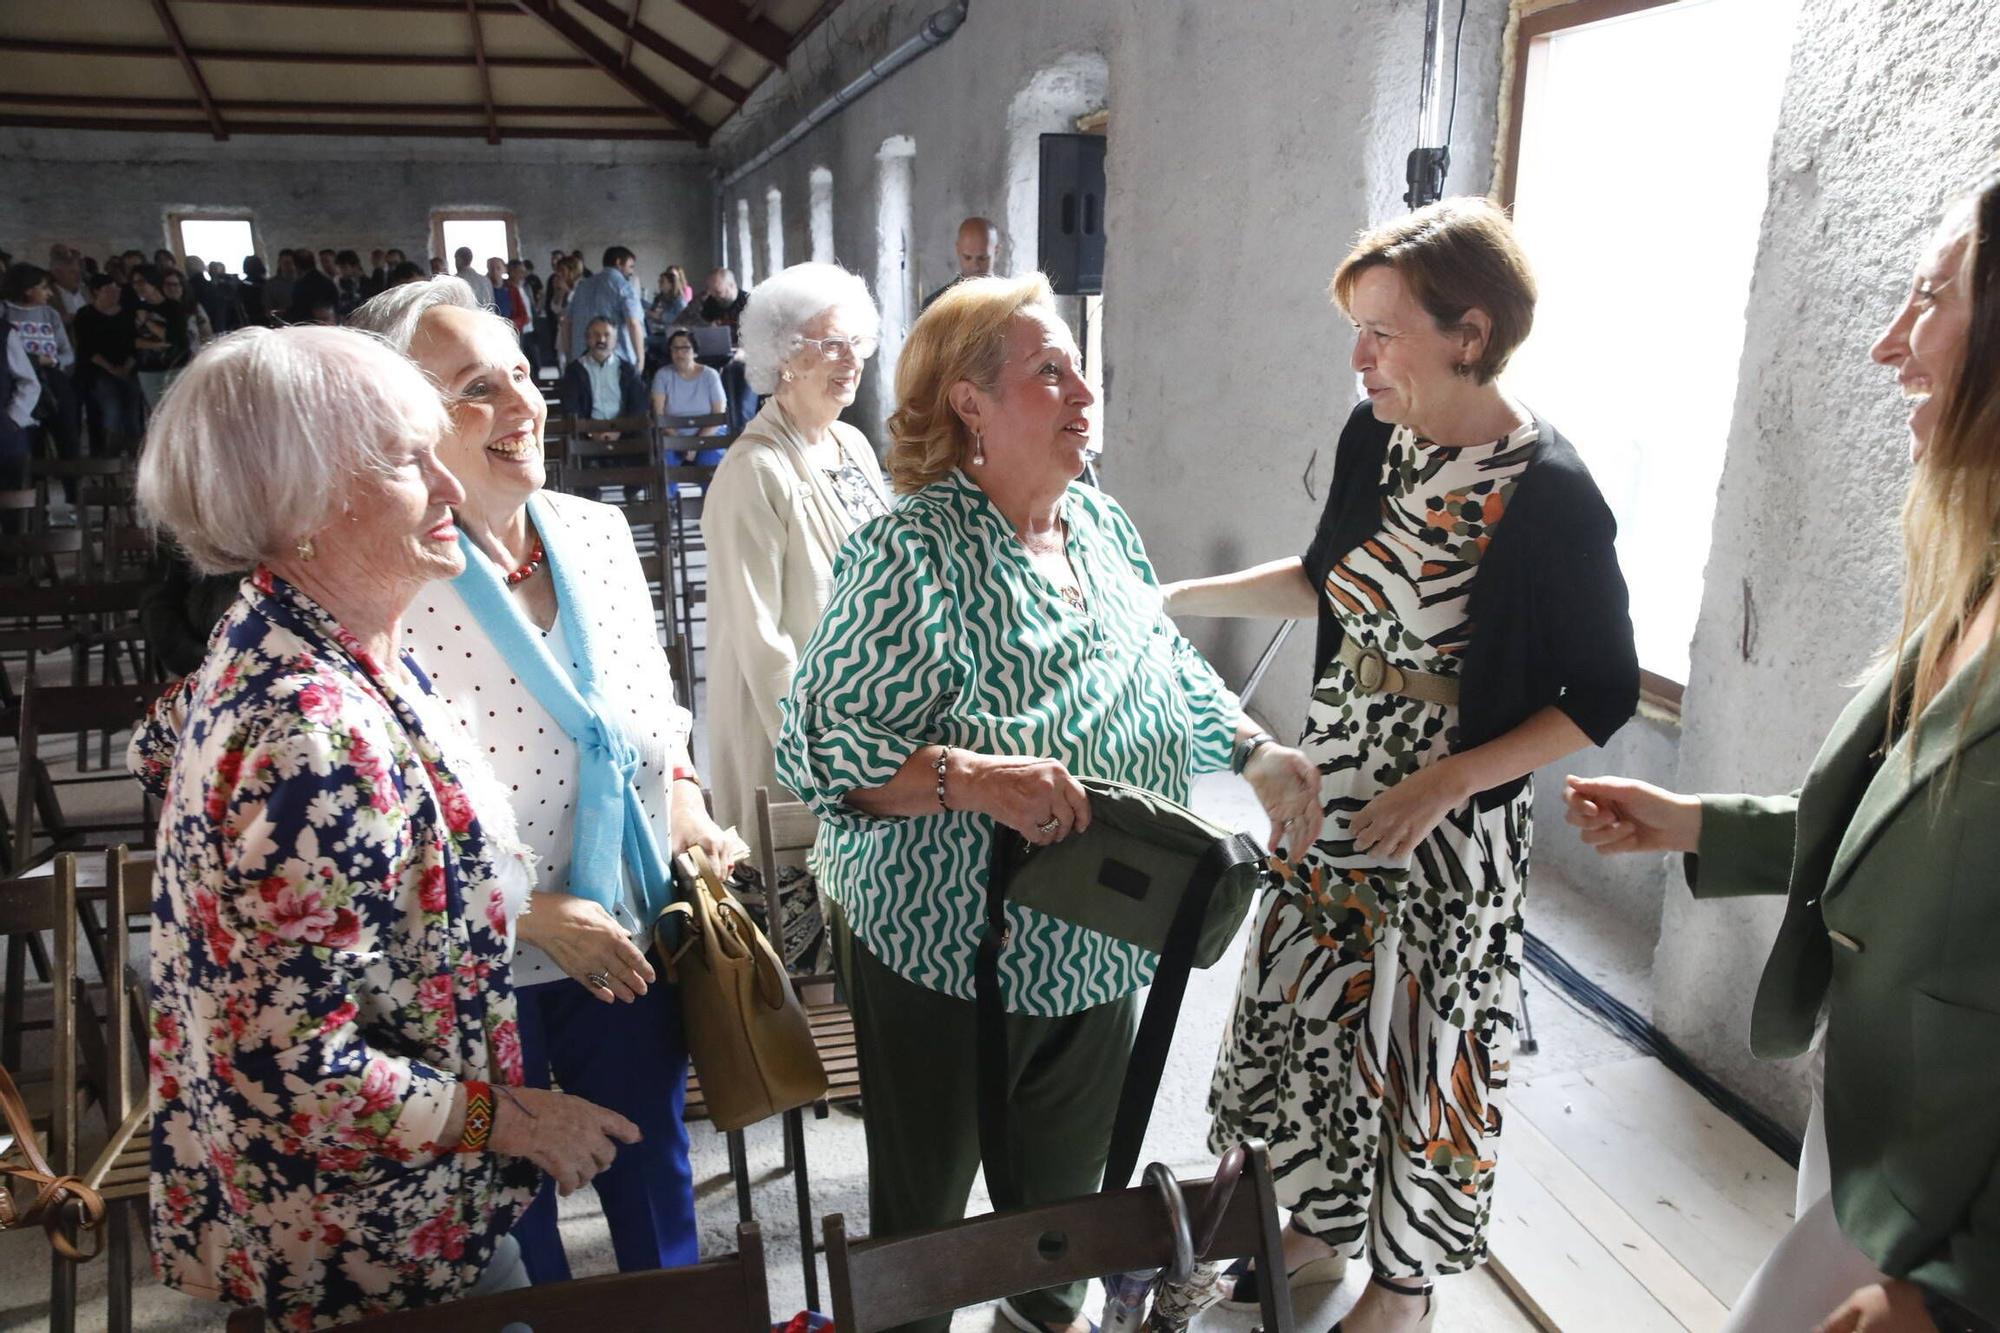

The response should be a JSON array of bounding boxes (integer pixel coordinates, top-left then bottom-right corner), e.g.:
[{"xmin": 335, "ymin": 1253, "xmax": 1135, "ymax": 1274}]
[{"xmin": 775, "ymin": 273, "xmax": 1320, "ymax": 1333}]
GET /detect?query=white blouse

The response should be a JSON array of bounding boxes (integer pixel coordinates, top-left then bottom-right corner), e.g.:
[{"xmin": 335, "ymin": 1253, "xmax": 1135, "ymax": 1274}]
[{"xmin": 404, "ymin": 491, "xmax": 694, "ymax": 987}]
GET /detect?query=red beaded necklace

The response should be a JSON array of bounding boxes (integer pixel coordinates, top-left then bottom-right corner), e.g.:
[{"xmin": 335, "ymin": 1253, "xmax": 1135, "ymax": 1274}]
[{"xmin": 504, "ymin": 536, "xmax": 546, "ymax": 587}]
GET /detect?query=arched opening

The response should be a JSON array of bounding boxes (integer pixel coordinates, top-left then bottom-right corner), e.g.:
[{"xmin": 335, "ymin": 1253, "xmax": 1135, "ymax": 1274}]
[
  {"xmin": 810, "ymin": 166, "xmax": 835, "ymax": 264},
  {"xmin": 1002, "ymin": 52, "xmax": 1109, "ymax": 279},
  {"xmin": 873, "ymin": 135, "xmax": 917, "ymax": 434},
  {"xmin": 735, "ymin": 197, "xmax": 756, "ymax": 288},
  {"xmin": 766, "ymin": 185, "xmax": 785, "ymax": 274}
]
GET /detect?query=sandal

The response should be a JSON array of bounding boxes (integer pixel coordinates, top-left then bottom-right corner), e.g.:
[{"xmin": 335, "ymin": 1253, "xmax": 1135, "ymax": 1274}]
[{"xmin": 1330, "ymin": 1270, "xmax": 1434, "ymax": 1333}]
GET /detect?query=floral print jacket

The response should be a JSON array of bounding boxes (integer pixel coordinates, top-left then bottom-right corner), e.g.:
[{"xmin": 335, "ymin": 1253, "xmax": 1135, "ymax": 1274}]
[{"xmin": 130, "ymin": 569, "xmax": 537, "ymax": 1328}]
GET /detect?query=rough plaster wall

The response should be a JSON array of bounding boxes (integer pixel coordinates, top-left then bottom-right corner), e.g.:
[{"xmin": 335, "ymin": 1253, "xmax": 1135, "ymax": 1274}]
[
  {"xmin": 713, "ymin": 0, "xmax": 1112, "ymax": 434},
  {"xmin": 1654, "ymin": 0, "xmax": 2000, "ymax": 1131},
  {"xmin": 0, "ymin": 129, "xmax": 713, "ymax": 284},
  {"xmin": 1102, "ymin": 0, "xmax": 1512, "ymax": 740}
]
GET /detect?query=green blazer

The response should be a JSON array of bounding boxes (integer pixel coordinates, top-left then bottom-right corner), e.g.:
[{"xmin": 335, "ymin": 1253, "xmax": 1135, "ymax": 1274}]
[{"xmin": 1689, "ymin": 639, "xmax": 2000, "ymax": 1321}]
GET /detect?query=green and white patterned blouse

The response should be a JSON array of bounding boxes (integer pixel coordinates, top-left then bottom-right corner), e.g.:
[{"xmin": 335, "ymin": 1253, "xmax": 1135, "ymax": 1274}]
[{"xmin": 775, "ymin": 468, "xmax": 1241, "ymax": 1017}]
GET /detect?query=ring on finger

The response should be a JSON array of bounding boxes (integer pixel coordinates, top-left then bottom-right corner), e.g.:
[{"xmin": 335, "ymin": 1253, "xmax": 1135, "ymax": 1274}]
[
  {"xmin": 586, "ymin": 970, "xmax": 612, "ymax": 990},
  {"xmin": 1036, "ymin": 815, "xmax": 1061, "ymax": 835}
]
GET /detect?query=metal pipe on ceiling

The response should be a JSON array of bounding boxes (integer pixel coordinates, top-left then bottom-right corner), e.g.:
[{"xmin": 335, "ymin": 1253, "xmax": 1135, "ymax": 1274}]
[{"xmin": 718, "ymin": 0, "xmax": 968, "ymax": 192}]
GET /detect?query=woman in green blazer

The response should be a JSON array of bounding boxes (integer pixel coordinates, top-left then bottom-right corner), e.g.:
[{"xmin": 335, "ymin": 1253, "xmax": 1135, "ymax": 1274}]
[{"xmin": 1565, "ymin": 169, "xmax": 2000, "ymax": 1333}]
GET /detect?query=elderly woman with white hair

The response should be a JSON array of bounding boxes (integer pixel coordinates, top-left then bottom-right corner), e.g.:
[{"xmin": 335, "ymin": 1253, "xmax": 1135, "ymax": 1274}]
[
  {"xmin": 347, "ymin": 276, "xmax": 731, "ymax": 1283},
  {"xmin": 701, "ymin": 260, "xmax": 890, "ymax": 832},
  {"xmin": 128, "ymin": 326, "xmax": 638, "ymax": 1328}
]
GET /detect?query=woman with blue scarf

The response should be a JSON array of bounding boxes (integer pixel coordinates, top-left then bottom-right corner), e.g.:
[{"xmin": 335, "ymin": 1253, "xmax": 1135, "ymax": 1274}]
[{"xmin": 351, "ymin": 279, "xmax": 735, "ymax": 1281}]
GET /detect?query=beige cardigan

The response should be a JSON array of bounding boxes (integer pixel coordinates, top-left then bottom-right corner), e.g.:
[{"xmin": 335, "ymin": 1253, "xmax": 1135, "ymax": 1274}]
[{"xmin": 701, "ymin": 399, "xmax": 887, "ymax": 829}]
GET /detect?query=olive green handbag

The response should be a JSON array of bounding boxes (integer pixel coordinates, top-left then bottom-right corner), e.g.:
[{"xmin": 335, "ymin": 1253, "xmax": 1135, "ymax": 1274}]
[{"xmin": 976, "ymin": 777, "xmax": 1274, "ymax": 1206}]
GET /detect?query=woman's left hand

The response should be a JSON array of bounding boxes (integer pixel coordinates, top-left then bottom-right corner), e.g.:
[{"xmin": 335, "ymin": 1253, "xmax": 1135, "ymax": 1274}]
[
  {"xmin": 1813, "ymin": 1281, "xmax": 1939, "ymax": 1333},
  {"xmin": 669, "ymin": 779, "xmax": 738, "ymax": 876},
  {"xmin": 1350, "ymin": 757, "xmax": 1474, "ymax": 863},
  {"xmin": 1242, "ymin": 744, "xmax": 1323, "ymax": 859}
]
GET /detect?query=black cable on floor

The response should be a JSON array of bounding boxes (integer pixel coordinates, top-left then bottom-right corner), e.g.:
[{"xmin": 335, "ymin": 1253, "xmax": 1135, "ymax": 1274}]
[{"xmin": 1523, "ymin": 930, "xmax": 1803, "ymax": 1165}]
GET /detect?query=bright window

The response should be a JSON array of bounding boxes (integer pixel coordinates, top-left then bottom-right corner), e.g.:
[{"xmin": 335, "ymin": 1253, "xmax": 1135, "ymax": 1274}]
[
  {"xmin": 766, "ymin": 186, "xmax": 786, "ymax": 275},
  {"xmin": 736, "ymin": 198, "xmax": 757, "ymax": 288},
  {"xmin": 430, "ymin": 211, "xmax": 517, "ymax": 272},
  {"xmin": 1505, "ymin": 0, "xmax": 1798, "ymax": 689},
  {"xmin": 810, "ymin": 167, "xmax": 835, "ymax": 264},
  {"xmin": 171, "ymin": 216, "xmax": 256, "ymax": 276}
]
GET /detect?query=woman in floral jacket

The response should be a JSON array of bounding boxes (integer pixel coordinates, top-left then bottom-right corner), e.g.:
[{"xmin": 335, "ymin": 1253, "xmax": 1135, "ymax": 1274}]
[{"xmin": 131, "ymin": 326, "xmax": 639, "ymax": 1328}]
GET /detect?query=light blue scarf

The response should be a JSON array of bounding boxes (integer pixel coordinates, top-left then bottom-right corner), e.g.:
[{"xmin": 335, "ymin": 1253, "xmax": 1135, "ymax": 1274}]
[{"xmin": 451, "ymin": 492, "xmax": 672, "ymax": 923}]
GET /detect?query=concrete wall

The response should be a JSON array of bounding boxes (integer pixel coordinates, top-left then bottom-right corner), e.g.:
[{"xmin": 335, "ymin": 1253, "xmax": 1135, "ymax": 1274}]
[
  {"xmin": 0, "ymin": 128, "xmax": 714, "ymax": 287},
  {"xmin": 1653, "ymin": 0, "xmax": 2000, "ymax": 1128}
]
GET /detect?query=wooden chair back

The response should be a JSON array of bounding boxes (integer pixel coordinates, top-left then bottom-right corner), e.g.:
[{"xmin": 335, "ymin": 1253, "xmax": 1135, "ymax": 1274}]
[
  {"xmin": 0, "ymin": 530, "xmax": 86, "ymax": 587},
  {"xmin": 223, "ymin": 1222, "xmax": 772, "ymax": 1331},
  {"xmin": 13, "ymin": 680, "xmax": 166, "ymax": 873},
  {"xmin": 825, "ymin": 1143, "xmax": 1295, "ymax": 1333}
]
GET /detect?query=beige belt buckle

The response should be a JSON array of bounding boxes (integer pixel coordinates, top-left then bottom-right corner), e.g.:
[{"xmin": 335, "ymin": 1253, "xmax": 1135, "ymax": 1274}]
[{"xmin": 1353, "ymin": 645, "xmax": 1391, "ymax": 695}]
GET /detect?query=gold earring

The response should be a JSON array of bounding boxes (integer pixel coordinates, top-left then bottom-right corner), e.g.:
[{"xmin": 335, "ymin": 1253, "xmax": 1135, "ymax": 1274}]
[
  {"xmin": 781, "ymin": 369, "xmax": 796, "ymax": 383},
  {"xmin": 295, "ymin": 536, "xmax": 316, "ymax": 561}
]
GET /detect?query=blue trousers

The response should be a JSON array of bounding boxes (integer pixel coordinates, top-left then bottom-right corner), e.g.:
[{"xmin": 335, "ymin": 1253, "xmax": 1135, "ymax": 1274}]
[{"xmin": 511, "ymin": 974, "xmax": 698, "ymax": 1282}]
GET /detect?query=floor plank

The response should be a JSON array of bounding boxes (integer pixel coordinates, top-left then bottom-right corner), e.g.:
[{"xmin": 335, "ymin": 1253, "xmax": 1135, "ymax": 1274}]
[{"xmin": 1511, "ymin": 1057, "xmax": 1795, "ymax": 1307}]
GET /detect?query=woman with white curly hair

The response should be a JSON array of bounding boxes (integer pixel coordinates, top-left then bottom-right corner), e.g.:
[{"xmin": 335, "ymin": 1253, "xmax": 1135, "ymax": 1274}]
[{"xmin": 701, "ymin": 260, "xmax": 890, "ymax": 830}]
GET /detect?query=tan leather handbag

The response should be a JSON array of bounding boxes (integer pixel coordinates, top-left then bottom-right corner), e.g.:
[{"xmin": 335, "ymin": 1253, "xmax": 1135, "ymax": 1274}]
[{"xmin": 657, "ymin": 846, "xmax": 827, "ymax": 1131}]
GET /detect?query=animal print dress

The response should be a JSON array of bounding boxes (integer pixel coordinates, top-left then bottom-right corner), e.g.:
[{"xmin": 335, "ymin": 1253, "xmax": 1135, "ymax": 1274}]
[{"xmin": 1209, "ymin": 419, "xmax": 1537, "ymax": 1279}]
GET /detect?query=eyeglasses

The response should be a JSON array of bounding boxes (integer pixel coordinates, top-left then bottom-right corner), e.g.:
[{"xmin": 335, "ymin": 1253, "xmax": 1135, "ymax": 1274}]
[{"xmin": 792, "ymin": 334, "xmax": 878, "ymax": 363}]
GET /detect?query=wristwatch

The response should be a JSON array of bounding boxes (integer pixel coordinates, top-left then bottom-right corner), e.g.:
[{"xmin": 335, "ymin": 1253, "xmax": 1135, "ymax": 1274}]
[{"xmin": 1232, "ymin": 732, "xmax": 1276, "ymax": 775}]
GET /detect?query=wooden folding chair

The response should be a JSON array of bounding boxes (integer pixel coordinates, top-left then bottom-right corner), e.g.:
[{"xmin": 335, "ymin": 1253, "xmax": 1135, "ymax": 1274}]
[
  {"xmin": 743, "ymin": 787, "xmax": 857, "ymax": 1311},
  {"xmin": 0, "ymin": 530, "xmax": 86, "ymax": 588},
  {"xmin": 826, "ymin": 1142, "xmax": 1295, "ymax": 1333},
  {"xmin": 0, "ymin": 488, "xmax": 41, "ymax": 534},
  {"xmin": 45, "ymin": 849, "xmax": 150, "ymax": 1333},
  {"xmin": 222, "ymin": 1221, "xmax": 772, "ymax": 1331},
  {"xmin": 12, "ymin": 679, "xmax": 166, "ymax": 875}
]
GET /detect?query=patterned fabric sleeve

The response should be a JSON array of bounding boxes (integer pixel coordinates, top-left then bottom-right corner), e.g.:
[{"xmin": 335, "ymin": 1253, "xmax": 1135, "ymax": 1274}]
[
  {"xmin": 775, "ymin": 518, "xmax": 960, "ymax": 829},
  {"xmin": 1095, "ymin": 491, "xmax": 1242, "ymax": 775},
  {"xmin": 192, "ymin": 715, "xmax": 459, "ymax": 1161}
]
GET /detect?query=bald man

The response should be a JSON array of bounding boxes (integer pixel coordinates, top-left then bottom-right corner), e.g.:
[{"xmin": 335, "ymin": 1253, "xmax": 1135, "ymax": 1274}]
[{"xmin": 922, "ymin": 216, "xmax": 1000, "ymax": 311}]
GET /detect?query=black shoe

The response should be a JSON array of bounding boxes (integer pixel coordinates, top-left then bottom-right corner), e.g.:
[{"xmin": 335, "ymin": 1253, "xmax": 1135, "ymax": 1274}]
[{"xmin": 1329, "ymin": 1270, "xmax": 1434, "ymax": 1333}]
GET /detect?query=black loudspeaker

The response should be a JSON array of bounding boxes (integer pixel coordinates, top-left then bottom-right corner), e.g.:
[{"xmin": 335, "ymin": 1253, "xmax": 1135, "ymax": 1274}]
[{"xmin": 1038, "ymin": 132, "xmax": 1105, "ymax": 295}]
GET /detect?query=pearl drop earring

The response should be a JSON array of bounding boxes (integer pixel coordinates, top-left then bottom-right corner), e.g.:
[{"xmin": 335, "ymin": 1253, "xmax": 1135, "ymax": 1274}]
[{"xmin": 970, "ymin": 432, "xmax": 986, "ymax": 466}]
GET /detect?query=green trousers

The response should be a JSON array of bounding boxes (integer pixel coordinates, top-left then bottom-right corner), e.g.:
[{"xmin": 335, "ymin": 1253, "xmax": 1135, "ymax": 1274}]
[{"xmin": 833, "ymin": 910, "xmax": 1137, "ymax": 1333}]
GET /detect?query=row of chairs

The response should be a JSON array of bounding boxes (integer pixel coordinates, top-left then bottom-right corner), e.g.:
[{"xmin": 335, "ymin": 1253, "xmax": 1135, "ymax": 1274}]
[{"xmin": 218, "ymin": 1142, "xmax": 1294, "ymax": 1331}]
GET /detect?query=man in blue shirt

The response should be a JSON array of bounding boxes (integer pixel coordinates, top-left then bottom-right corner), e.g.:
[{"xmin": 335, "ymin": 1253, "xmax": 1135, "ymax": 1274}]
[{"xmin": 562, "ymin": 246, "xmax": 645, "ymax": 368}]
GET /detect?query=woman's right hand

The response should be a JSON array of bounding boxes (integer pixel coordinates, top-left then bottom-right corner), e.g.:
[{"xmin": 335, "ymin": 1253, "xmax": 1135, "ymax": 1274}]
[
  {"xmin": 960, "ymin": 752, "xmax": 1093, "ymax": 846},
  {"xmin": 1562, "ymin": 775, "xmax": 1703, "ymax": 855},
  {"xmin": 490, "ymin": 1085, "xmax": 641, "ymax": 1197},
  {"xmin": 514, "ymin": 892, "xmax": 656, "ymax": 1003}
]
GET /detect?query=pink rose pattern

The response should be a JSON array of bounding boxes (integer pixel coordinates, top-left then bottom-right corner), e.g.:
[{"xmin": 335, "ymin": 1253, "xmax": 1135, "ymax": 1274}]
[{"xmin": 139, "ymin": 572, "xmax": 536, "ymax": 1327}]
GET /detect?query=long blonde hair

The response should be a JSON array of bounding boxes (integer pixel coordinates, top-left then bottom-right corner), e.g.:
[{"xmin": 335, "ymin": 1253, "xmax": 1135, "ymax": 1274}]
[{"xmin": 1887, "ymin": 167, "xmax": 2000, "ymax": 757}]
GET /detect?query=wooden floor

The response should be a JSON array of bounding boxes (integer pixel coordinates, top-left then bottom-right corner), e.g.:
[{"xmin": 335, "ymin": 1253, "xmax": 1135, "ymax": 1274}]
[{"xmin": 1488, "ymin": 1056, "xmax": 1795, "ymax": 1332}]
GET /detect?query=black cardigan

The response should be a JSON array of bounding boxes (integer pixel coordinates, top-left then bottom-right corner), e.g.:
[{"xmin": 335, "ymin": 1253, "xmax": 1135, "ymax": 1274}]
[{"xmin": 1301, "ymin": 402, "xmax": 1639, "ymax": 810}]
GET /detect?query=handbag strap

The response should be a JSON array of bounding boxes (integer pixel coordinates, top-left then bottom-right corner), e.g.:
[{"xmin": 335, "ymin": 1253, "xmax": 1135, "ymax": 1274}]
[
  {"xmin": 0, "ymin": 1062, "xmax": 108, "ymax": 1262},
  {"xmin": 1102, "ymin": 833, "xmax": 1263, "ymax": 1194},
  {"xmin": 975, "ymin": 826, "xmax": 1264, "ymax": 1208}
]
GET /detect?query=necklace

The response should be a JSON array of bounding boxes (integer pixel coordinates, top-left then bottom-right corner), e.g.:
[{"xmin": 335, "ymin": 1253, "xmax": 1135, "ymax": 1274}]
[
  {"xmin": 1059, "ymin": 584, "xmax": 1088, "ymax": 614},
  {"xmin": 504, "ymin": 536, "xmax": 546, "ymax": 587}
]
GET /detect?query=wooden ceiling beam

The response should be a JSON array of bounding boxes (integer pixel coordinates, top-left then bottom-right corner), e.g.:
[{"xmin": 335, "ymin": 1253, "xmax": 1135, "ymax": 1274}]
[
  {"xmin": 0, "ymin": 92, "xmax": 658, "ymax": 117},
  {"xmin": 148, "ymin": 0, "xmax": 229, "ymax": 140},
  {"xmin": 567, "ymin": 0, "xmax": 749, "ymax": 101},
  {"xmin": 509, "ymin": 0, "xmax": 705, "ymax": 143},
  {"xmin": 0, "ymin": 112, "xmax": 689, "ymax": 141},
  {"xmin": 466, "ymin": 0, "xmax": 501, "ymax": 144},
  {"xmin": 670, "ymin": 0, "xmax": 790, "ymax": 67},
  {"xmin": 3, "ymin": 37, "xmax": 593, "ymax": 69}
]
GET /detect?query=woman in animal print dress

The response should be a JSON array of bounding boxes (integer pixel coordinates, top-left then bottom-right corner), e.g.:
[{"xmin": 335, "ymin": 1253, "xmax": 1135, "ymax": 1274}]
[{"xmin": 1167, "ymin": 198, "xmax": 1639, "ymax": 1333}]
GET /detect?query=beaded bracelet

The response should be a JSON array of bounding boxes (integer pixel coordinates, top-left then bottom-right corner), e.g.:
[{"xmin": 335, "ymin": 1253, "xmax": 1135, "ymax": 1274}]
[
  {"xmin": 457, "ymin": 1080, "xmax": 495, "ymax": 1154},
  {"xmin": 934, "ymin": 745, "xmax": 952, "ymax": 810}
]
